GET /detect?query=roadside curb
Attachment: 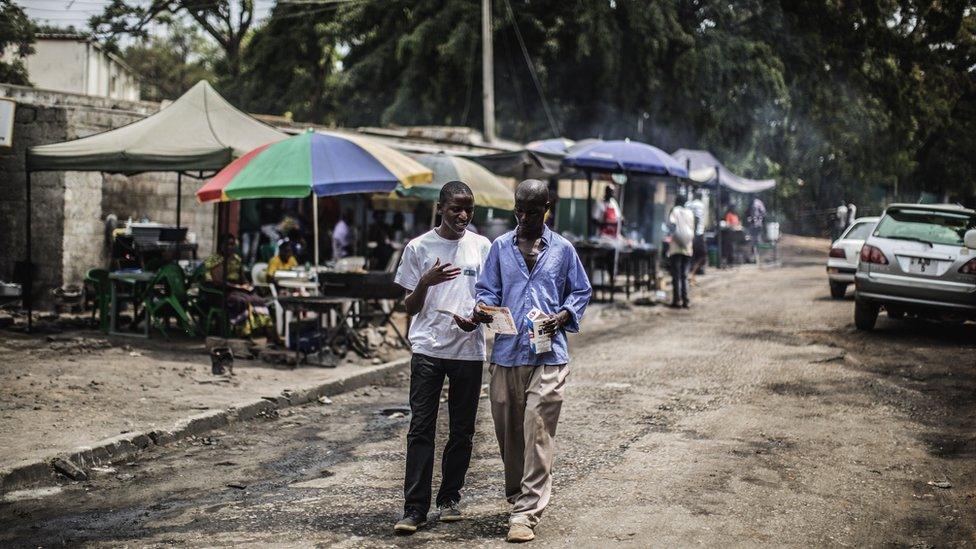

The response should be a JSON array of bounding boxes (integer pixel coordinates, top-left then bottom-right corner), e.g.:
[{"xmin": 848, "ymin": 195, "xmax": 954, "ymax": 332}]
[{"xmin": 0, "ymin": 357, "xmax": 410, "ymax": 494}]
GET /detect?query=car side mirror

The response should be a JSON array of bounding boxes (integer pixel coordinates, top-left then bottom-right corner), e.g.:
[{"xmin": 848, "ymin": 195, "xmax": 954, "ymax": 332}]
[{"xmin": 966, "ymin": 229, "xmax": 976, "ymax": 249}]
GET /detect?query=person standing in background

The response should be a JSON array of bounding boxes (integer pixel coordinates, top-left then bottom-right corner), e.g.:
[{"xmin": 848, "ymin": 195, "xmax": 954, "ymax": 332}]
[
  {"xmin": 591, "ymin": 185, "xmax": 622, "ymax": 238},
  {"xmin": 835, "ymin": 201, "xmax": 849, "ymax": 239},
  {"xmin": 686, "ymin": 189, "xmax": 707, "ymax": 278},
  {"xmin": 746, "ymin": 197, "xmax": 767, "ymax": 263},
  {"xmin": 846, "ymin": 201, "xmax": 857, "ymax": 226},
  {"xmin": 239, "ymin": 199, "xmax": 261, "ymax": 266},
  {"xmin": 668, "ymin": 195, "xmax": 695, "ymax": 308},
  {"xmin": 332, "ymin": 209, "xmax": 355, "ymax": 260}
]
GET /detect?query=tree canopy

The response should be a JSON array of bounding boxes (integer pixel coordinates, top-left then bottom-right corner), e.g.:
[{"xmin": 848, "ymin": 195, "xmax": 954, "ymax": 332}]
[
  {"xmin": 0, "ymin": 0, "xmax": 36, "ymax": 86},
  {"xmin": 80, "ymin": 0, "xmax": 976, "ymax": 230}
]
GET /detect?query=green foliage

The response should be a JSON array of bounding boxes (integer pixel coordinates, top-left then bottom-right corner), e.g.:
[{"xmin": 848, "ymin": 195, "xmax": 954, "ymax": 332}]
[
  {"xmin": 121, "ymin": 19, "xmax": 217, "ymax": 102},
  {"xmin": 80, "ymin": 0, "xmax": 976, "ymax": 231},
  {"xmin": 235, "ymin": 3, "xmax": 341, "ymax": 123},
  {"xmin": 0, "ymin": 0, "xmax": 36, "ymax": 86},
  {"xmin": 90, "ymin": 0, "xmax": 255, "ymax": 80}
]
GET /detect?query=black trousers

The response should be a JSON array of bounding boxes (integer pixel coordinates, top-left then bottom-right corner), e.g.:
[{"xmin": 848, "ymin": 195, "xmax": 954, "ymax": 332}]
[
  {"xmin": 670, "ymin": 254, "xmax": 691, "ymax": 305},
  {"xmin": 403, "ymin": 353, "xmax": 483, "ymax": 516},
  {"xmin": 692, "ymin": 234, "xmax": 707, "ymax": 274}
]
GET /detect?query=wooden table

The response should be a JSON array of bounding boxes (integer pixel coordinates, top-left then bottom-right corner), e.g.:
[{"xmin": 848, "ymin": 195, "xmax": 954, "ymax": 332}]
[{"xmin": 108, "ymin": 270, "xmax": 155, "ymax": 338}]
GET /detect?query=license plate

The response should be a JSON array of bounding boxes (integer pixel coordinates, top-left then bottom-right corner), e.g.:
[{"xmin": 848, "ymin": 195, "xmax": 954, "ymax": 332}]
[{"xmin": 907, "ymin": 257, "xmax": 934, "ymax": 274}]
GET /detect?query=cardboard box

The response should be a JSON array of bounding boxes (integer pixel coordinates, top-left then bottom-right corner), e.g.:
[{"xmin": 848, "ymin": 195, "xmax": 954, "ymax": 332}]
[{"xmin": 526, "ymin": 308, "xmax": 552, "ymax": 354}]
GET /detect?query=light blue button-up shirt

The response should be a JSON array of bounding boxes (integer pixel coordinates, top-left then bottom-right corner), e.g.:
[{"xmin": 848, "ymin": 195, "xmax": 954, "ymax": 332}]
[{"xmin": 475, "ymin": 226, "xmax": 592, "ymax": 367}]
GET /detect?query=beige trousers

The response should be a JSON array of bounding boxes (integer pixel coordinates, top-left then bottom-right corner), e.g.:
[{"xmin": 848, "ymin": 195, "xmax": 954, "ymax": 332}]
[{"xmin": 489, "ymin": 363, "xmax": 569, "ymax": 528}]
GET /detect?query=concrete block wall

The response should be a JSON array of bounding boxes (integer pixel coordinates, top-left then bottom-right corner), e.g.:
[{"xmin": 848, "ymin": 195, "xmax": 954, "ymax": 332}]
[
  {"xmin": 0, "ymin": 103, "xmax": 68, "ymax": 301},
  {"xmin": 62, "ymin": 172, "xmax": 105, "ymax": 287},
  {"xmin": 0, "ymin": 84, "xmax": 215, "ymax": 307},
  {"xmin": 102, "ymin": 172, "xmax": 215, "ymax": 260}
]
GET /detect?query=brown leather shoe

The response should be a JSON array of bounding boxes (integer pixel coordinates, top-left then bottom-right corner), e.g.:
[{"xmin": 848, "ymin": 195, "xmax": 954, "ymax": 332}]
[{"xmin": 506, "ymin": 522, "xmax": 535, "ymax": 543}]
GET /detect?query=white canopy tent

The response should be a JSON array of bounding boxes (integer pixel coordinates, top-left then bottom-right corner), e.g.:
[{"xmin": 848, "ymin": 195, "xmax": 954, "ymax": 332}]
[{"xmin": 672, "ymin": 149, "xmax": 776, "ymax": 193}]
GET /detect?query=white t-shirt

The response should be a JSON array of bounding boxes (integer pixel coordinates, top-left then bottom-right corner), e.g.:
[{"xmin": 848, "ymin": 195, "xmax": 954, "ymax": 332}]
[
  {"xmin": 394, "ymin": 229, "xmax": 492, "ymax": 361},
  {"xmin": 333, "ymin": 219, "xmax": 351, "ymax": 259},
  {"xmin": 668, "ymin": 206, "xmax": 695, "ymax": 257},
  {"xmin": 686, "ymin": 199, "xmax": 706, "ymax": 236}
]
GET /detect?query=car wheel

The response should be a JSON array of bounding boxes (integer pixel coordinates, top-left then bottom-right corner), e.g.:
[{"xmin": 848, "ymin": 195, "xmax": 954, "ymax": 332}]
[
  {"xmin": 855, "ymin": 299, "xmax": 879, "ymax": 331},
  {"xmin": 887, "ymin": 308, "xmax": 905, "ymax": 319},
  {"xmin": 829, "ymin": 281, "xmax": 847, "ymax": 299}
]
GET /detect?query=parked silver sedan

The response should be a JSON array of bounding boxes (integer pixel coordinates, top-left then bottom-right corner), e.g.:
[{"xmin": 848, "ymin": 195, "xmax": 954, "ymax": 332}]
[
  {"xmin": 827, "ymin": 216, "xmax": 879, "ymax": 299},
  {"xmin": 854, "ymin": 203, "xmax": 976, "ymax": 330}
]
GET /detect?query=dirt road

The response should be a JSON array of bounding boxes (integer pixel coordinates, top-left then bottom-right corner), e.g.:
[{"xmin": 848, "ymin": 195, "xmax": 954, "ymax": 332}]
[{"xmin": 2, "ymin": 243, "xmax": 973, "ymax": 547}]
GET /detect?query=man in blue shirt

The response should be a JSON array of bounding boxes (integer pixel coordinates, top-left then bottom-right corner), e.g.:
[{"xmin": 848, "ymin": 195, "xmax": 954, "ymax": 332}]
[{"xmin": 473, "ymin": 179, "xmax": 592, "ymax": 543}]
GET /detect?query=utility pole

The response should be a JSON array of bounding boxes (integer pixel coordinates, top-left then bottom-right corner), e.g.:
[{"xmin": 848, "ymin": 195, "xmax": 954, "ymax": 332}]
[{"xmin": 482, "ymin": 0, "xmax": 495, "ymax": 144}]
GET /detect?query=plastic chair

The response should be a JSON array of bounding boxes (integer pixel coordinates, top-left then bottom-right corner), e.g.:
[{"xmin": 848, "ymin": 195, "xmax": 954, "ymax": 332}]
[
  {"xmin": 85, "ymin": 268, "xmax": 111, "ymax": 333},
  {"xmin": 145, "ymin": 263, "xmax": 198, "ymax": 339},
  {"xmin": 258, "ymin": 242, "xmax": 276, "ymax": 263},
  {"xmin": 189, "ymin": 261, "xmax": 233, "ymax": 337}
]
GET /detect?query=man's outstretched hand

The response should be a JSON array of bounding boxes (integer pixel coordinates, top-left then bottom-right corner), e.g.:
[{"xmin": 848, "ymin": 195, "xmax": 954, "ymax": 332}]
[
  {"xmin": 472, "ymin": 303, "xmax": 494, "ymax": 325},
  {"xmin": 419, "ymin": 258, "xmax": 460, "ymax": 288},
  {"xmin": 453, "ymin": 314, "xmax": 478, "ymax": 332},
  {"xmin": 452, "ymin": 303, "xmax": 494, "ymax": 332}
]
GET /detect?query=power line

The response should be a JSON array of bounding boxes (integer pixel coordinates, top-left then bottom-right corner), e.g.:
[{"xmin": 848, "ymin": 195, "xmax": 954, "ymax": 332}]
[{"xmin": 501, "ymin": 0, "xmax": 560, "ymax": 137}]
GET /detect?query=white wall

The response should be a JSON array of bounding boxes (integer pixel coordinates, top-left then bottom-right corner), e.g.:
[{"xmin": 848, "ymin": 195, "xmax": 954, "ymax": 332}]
[
  {"xmin": 22, "ymin": 40, "xmax": 86, "ymax": 94},
  {"xmin": 17, "ymin": 39, "xmax": 140, "ymax": 101}
]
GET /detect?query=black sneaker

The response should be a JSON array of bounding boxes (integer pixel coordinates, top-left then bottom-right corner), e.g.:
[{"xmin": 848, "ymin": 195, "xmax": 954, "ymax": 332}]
[
  {"xmin": 394, "ymin": 512, "xmax": 427, "ymax": 534},
  {"xmin": 438, "ymin": 501, "xmax": 463, "ymax": 522}
]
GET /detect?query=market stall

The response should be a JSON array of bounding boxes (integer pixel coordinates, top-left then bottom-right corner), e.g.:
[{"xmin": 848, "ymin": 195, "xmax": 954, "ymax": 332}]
[
  {"xmin": 22, "ymin": 80, "xmax": 288, "ymax": 332},
  {"xmin": 197, "ymin": 130, "xmax": 431, "ymax": 361},
  {"xmin": 562, "ymin": 139, "xmax": 689, "ymax": 301},
  {"xmin": 672, "ymin": 149, "xmax": 777, "ymax": 267}
]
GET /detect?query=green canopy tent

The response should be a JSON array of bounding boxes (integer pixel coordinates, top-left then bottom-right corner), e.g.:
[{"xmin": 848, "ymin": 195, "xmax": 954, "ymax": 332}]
[{"xmin": 22, "ymin": 80, "xmax": 287, "ymax": 331}]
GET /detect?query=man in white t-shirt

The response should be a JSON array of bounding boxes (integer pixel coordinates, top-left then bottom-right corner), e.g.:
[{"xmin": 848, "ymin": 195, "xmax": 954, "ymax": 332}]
[
  {"xmin": 332, "ymin": 209, "xmax": 354, "ymax": 260},
  {"xmin": 668, "ymin": 194, "xmax": 696, "ymax": 308},
  {"xmin": 393, "ymin": 181, "xmax": 492, "ymax": 534}
]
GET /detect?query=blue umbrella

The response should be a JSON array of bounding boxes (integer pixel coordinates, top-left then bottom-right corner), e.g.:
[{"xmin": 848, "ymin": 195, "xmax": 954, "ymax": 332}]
[{"xmin": 562, "ymin": 139, "xmax": 688, "ymax": 177}]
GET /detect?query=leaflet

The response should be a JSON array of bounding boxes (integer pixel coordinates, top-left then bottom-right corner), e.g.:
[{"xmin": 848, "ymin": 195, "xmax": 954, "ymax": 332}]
[{"xmin": 480, "ymin": 305, "xmax": 518, "ymax": 335}]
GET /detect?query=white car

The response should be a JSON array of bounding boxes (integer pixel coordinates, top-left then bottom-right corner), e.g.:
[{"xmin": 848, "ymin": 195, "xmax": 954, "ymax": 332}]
[{"xmin": 827, "ymin": 216, "xmax": 880, "ymax": 299}]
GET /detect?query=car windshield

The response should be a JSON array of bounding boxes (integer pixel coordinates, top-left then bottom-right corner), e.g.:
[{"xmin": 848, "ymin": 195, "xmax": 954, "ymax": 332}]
[
  {"xmin": 874, "ymin": 209, "xmax": 976, "ymax": 246},
  {"xmin": 844, "ymin": 221, "xmax": 875, "ymax": 241}
]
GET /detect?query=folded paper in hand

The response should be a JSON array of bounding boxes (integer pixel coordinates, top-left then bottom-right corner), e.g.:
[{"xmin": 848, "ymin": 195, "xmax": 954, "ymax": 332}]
[{"xmin": 480, "ymin": 305, "xmax": 517, "ymax": 335}]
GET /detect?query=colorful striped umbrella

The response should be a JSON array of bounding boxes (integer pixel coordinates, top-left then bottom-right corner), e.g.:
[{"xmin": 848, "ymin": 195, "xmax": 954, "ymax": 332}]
[
  {"xmin": 397, "ymin": 153, "xmax": 515, "ymax": 210},
  {"xmin": 196, "ymin": 130, "xmax": 432, "ymax": 203}
]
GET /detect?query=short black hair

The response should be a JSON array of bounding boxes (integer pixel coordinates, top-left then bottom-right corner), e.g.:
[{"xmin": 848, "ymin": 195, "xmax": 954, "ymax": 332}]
[
  {"xmin": 439, "ymin": 180, "xmax": 473, "ymax": 204},
  {"xmin": 675, "ymin": 194, "xmax": 687, "ymax": 207},
  {"xmin": 514, "ymin": 179, "xmax": 549, "ymax": 203}
]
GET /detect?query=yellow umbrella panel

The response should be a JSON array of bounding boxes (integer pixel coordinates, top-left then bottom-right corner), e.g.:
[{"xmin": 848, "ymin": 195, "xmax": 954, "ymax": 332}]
[{"xmin": 398, "ymin": 153, "xmax": 515, "ymax": 210}]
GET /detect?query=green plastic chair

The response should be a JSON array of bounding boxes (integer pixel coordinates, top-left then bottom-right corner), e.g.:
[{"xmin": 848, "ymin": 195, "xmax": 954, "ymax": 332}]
[
  {"xmin": 187, "ymin": 264, "xmax": 229, "ymax": 337},
  {"xmin": 258, "ymin": 242, "xmax": 276, "ymax": 263},
  {"xmin": 85, "ymin": 268, "xmax": 111, "ymax": 333},
  {"xmin": 196, "ymin": 285, "xmax": 229, "ymax": 336},
  {"xmin": 145, "ymin": 263, "xmax": 198, "ymax": 339}
]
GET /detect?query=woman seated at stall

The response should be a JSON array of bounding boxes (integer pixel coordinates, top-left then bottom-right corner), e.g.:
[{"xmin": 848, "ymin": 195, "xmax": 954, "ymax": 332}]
[
  {"xmin": 204, "ymin": 234, "xmax": 283, "ymax": 346},
  {"xmin": 267, "ymin": 240, "xmax": 298, "ymax": 279}
]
